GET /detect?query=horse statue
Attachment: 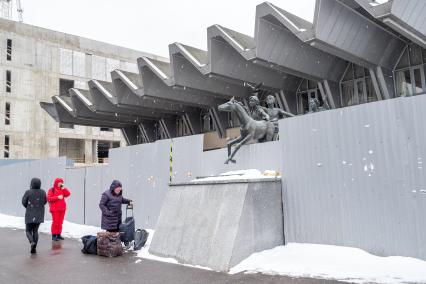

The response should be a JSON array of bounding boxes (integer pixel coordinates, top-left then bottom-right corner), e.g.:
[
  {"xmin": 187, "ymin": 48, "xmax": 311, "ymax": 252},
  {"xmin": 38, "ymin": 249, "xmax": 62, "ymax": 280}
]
[{"xmin": 218, "ymin": 97, "xmax": 275, "ymax": 164}]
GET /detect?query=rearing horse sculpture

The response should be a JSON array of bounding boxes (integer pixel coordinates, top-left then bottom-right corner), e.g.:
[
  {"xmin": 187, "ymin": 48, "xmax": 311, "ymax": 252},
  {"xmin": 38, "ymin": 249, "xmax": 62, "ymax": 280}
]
[{"xmin": 218, "ymin": 97, "xmax": 275, "ymax": 164}]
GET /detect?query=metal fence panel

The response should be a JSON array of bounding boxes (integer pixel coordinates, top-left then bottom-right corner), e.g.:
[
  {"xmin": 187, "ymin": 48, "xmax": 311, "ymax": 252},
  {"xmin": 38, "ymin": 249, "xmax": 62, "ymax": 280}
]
[{"xmin": 280, "ymin": 96, "xmax": 426, "ymax": 259}]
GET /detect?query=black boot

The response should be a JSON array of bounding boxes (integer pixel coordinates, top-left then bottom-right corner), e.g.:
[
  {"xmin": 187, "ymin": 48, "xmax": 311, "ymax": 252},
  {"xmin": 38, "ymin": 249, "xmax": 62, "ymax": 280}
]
[
  {"xmin": 30, "ymin": 242, "xmax": 36, "ymax": 254},
  {"xmin": 52, "ymin": 234, "xmax": 58, "ymax": 241},
  {"xmin": 57, "ymin": 235, "xmax": 64, "ymax": 240}
]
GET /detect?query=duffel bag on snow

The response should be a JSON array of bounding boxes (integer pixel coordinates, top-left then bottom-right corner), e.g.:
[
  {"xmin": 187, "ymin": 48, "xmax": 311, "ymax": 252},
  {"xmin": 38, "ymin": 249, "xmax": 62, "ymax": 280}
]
[
  {"xmin": 119, "ymin": 205, "xmax": 135, "ymax": 243},
  {"xmin": 81, "ymin": 235, "xmax": 97, "ymax": 255},
  {"xmin": 133, "ymin": 229, "xmax": 149, "ymax": 251},
  {"xmin": 97, "ymin": 232, "xmax": 123, "ymax": 257}
]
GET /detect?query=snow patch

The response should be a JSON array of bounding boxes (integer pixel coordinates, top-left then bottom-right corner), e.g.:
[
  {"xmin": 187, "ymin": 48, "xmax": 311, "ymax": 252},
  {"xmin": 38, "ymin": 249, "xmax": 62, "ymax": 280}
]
[
  {"xmin": 230, "ymin": 243, "xmax": 426, "ymax": 284},
  {"xmin": 192, "ymin": 169, "xmax": 281, "ymax": 182},
  {"xmin": 0, "ymin": 213, "xmax": 99, "ymax": 239}
]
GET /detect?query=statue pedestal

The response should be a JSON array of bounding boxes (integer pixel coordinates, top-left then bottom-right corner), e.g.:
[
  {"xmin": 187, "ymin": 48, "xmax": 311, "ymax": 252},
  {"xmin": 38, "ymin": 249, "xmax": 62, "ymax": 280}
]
[{"xmin": 149, "ymin": 178, "xmax": 284, "ymax": 271}]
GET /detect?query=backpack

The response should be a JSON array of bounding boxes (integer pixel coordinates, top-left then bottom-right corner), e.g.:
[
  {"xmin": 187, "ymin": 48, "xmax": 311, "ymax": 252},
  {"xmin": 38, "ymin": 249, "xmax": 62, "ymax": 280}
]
[
  {"xmin": 133, "ymin": 229, "xmax": 149, "ymax": 251},
  {"xmin": 81, "ymin": 235, "xmax": 97, "ymax": 255}
]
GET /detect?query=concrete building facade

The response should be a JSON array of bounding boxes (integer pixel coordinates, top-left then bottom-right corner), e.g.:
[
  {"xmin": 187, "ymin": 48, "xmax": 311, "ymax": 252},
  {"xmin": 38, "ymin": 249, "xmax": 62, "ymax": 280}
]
[{"xmin": 0, "ymin": 18, "xmax": 163, "ymax": 163}]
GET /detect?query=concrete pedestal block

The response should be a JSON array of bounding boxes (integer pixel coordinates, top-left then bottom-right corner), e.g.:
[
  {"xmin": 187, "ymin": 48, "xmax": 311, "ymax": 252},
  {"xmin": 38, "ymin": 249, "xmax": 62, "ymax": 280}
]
[{"xmin": 149, "ymin": 178, "xmax": 284, "ymax": 271}]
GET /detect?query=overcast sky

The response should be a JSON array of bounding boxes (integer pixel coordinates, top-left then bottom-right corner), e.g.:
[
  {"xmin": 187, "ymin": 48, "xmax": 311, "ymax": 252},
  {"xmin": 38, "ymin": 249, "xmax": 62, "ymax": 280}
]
[{"xmin": 17, "ymin": 0, "xmax": 316, "ymax": 57}]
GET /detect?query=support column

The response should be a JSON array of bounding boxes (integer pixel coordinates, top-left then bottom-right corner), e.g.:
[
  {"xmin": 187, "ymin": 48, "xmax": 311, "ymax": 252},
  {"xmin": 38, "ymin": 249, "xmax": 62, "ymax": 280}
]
[{"xmin": 84, "ymin": 139, "xmax": 94, "ymax": 164}]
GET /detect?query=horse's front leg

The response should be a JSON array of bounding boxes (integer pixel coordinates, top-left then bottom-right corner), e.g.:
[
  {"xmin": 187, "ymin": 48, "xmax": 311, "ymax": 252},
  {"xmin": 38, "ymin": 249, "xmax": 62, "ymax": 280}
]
[
  {"xmin": 228, "ymin": 134, "xmax": 253, "ymax": 163},
  {"xmin": 225, "ymin": 136, "xmax": 244, "ymax": 164}
]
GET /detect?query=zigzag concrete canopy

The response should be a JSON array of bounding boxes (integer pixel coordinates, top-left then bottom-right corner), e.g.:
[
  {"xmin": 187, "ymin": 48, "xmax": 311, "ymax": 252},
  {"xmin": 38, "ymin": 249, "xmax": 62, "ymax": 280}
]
[
  {"xmin": 43, "ymin": 0, "xmax": 426, "ymax": 146},
  {"xmin": 69, "ymin": 89, "xmax": 161, "ymax": 123},
  {"xmin": 88, "ymin": 79, "xmax": 192, "ymax": 119},
  {"xmin": 309, "ymin": 0, "xmax": 405, "ymax": 70},
  {"xmin": 138, "ymin": 56, "xmax": 227, "ymax": 107},
  {"xmin": 51, "ymin": 96, "xmax": 136, "ymax": 128},
  {"xmin": 207, "ymin": 24, "xmax": 301, "ymax": 92},
  {"xmin": 254, "ymin": 2, "xmax": 347, "ymax": 83},
  {"xmin": 110, "ymin": 69, "xmax": 200, "ymax": 115},
  {"xmin": 354, "ymin": 0, "xmax": 426, "ymax": 49},
  {"xmin": 169, "ymin": 43, "xmax": 248, "ymax": 99},
  {"xmin": 40, "ymin": 102, "xmax": 59, "ymax": 122}
]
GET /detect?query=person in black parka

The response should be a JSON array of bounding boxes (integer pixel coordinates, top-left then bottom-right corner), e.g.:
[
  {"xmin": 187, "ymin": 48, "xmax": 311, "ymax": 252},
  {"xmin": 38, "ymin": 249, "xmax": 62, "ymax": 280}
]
[
  {"xmin": 22, "ymin": 178, "xmax": 47, "ymax": 254},
  {"xmin": 99, "ymin": 180, "xmax": 133, "ymax": 232}
]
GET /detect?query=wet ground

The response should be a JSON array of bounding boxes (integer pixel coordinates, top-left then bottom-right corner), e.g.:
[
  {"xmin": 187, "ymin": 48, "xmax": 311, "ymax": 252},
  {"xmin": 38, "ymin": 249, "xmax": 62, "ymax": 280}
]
[{"xmin": 0, "ymin": 228, "xmax": 352, "ymax": 284}]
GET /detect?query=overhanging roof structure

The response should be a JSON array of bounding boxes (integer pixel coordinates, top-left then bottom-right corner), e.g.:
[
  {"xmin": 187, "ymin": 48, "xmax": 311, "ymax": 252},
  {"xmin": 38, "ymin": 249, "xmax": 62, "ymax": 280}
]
[
  {"xmin": 354, "ymin": 0, "xmax": 426, "ymax": 48},
  {"xmin": 43, "ymin": 0, "xmax": 426, "ymax": 145}
]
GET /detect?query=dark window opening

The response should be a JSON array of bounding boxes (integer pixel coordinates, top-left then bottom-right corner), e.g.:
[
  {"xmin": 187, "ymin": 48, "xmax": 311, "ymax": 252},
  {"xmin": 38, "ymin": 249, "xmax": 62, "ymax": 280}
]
[
  {"xmin": 6, "ymin": 39, "xmax": 12, "ymax": 61},
  {"xmin": 227, "ymin": 112, "xmax": 240, "ymax": 128},
  {"xmin": 59, "ymin": 122, "xmax": 74, "ymax": 129},
  {"xmin": 59, "ymin": 79, "xmax": 74, "ymax": 97},
  {"xmin": 5, "ymin": 102, "xmax": 10, "ymax": 125},
  {"xmin": 6, "ymin": 70, "xmax": 11, "ymax": 93},
  {"xmin": 4, "ymin": 135, "xmax": 10, "ymax": 158},
  {"xmin": 298, "ymin": 93, "xmax": 309, "ymax": 114},
  {"xmin": 176, "ymin": 116, "xmax": 191, "ymax": 137},
  {"xmin": 112, "ymin": 142, "xmax": 120, "ymax": 148},
  {"xmin": 200, "ymin": 110, "xmax": 216, "ymax": 133},
  {"xmin": 297, "ymin": 79, "xmax": 323, "ymax": 114},
  {"xmin": 100, "ymin": 127, "xmax": 113, "ymax": 132},
  {"xmin": 97, "ymin": 141, "xmax": 110, "ymax": 163}
]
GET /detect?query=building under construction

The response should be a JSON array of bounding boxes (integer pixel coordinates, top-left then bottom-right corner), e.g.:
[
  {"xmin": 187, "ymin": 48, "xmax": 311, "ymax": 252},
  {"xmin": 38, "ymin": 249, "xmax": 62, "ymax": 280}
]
[{"xmin": 0, "ymin": 13, "xmax": 165, "ymax": 163}]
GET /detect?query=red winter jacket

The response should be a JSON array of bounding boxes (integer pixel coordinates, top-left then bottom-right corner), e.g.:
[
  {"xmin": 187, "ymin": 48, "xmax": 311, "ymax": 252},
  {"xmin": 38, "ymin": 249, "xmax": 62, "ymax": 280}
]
[{"xmin": 47, "ymin": 178, "xmax": 70, "ymax": 212}]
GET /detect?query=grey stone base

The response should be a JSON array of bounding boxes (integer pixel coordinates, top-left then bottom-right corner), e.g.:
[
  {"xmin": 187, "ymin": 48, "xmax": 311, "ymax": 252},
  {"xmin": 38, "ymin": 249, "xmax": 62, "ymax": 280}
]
[{"xmin": 149, "ymin": 178, "xmax": 284, "ymax": 271}]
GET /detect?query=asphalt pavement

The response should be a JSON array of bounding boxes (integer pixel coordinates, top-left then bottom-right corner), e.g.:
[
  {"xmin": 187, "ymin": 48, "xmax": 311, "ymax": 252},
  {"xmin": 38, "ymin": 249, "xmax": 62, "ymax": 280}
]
[{"xmin": 0, "ymin": 228, "xmax": 352, "ymax": 284}]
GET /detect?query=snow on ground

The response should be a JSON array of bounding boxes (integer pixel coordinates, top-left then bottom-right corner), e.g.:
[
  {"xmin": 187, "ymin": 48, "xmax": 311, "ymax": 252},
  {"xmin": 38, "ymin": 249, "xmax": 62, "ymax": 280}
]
[
  {"xmin": 230, "ymin": 243, "xmax": 426, "ymax": 284},
  {"xmin": 0, "ymin": 213, "xmax": 99, "ymax": 239},
  {"xmin": 134, "ymin": 229, "xmax": 177, "ymax": 264},
  {"xmin": 192, "ymin": 169, "xmax": 281, "ymax": 182}
]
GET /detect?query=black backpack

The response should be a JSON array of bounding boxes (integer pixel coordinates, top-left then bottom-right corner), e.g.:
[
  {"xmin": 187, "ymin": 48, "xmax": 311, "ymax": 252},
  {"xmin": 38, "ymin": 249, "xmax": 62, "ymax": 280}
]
[
  {"xmin": 81, "ymin": 235, "xmax": 97, "ymax": 255},
  {"xmin": 133, "ymin": 229, "xmax": 149, "ymax": 251}
]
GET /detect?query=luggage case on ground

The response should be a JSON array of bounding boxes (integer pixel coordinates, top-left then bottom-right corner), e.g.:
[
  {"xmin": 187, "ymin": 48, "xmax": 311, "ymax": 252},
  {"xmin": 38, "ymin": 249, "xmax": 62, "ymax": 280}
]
[
  {"xmin": 119, "ymin": 205, "xmax": 135, "ymax": 244},
  {"xmin": 133, "ymin": 229, "xmax": 149, "ymax": 250},
  {"xmin": 81, "ymin": 235, "xmax": 97, "ymax": 255},
  {"xmin": 97, "ymin": 232, "xmax": 123, "ymax": 257}
]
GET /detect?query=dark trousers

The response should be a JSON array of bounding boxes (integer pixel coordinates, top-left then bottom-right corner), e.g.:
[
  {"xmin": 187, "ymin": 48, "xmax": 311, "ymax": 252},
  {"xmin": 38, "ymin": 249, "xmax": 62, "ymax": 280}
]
[{"xmin": 25, "ymin": 223, "xmax": 40, "ymax": 245}]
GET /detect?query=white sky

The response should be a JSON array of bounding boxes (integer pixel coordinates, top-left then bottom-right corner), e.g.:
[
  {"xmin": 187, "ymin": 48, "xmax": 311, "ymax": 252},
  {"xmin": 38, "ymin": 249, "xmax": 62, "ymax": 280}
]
[{"xmin": 16, "ymin": 0, "xmax": 316, "ymax": 57}]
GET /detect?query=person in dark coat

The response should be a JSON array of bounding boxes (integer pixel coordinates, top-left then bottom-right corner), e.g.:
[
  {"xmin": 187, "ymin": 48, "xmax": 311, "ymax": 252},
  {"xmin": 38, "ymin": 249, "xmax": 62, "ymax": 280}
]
[
  {"xmin": 99, "ymin": 180, "xmax": 133, "ymax": 232},
  {"xmin": 22, "ymin": 178, "xmax": 47, "ymax": 254}
]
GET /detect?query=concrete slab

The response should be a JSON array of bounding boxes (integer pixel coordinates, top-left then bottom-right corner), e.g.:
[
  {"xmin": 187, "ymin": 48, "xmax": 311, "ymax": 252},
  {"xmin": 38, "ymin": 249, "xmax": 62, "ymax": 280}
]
[{"xmin": 149, "ymin": 179, "xmax": 284, "ymax": 271}]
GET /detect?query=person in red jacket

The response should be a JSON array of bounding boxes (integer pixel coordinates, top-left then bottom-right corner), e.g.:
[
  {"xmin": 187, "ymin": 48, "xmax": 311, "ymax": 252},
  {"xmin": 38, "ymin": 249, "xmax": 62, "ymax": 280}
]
[{"xmin": 47, "ymin": 178, "xmax": 70, "ymax": 241}]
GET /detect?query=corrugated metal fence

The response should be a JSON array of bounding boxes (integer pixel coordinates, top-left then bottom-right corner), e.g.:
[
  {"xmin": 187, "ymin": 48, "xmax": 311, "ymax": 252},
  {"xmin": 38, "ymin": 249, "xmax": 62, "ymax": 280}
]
[{"xmin": 1, "ymin": 95, "xmax": 425, "ymax": 260}]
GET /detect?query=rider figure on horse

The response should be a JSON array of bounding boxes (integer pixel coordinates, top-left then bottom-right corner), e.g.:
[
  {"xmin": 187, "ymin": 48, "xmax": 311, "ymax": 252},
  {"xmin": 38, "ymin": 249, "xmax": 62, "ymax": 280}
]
[{"xmin": 248, "ymin": 95, "xmax": 269, "ymax": 121}]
